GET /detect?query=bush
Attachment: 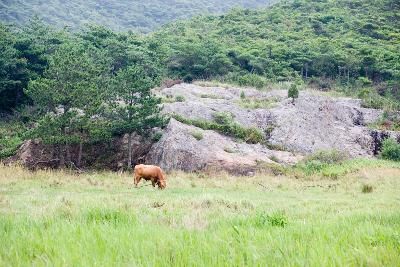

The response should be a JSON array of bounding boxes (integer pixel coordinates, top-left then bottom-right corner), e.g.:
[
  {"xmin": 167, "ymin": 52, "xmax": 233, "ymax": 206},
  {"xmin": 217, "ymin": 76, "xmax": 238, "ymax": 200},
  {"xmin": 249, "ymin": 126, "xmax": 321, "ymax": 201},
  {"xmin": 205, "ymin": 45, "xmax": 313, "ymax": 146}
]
[
  {"xmin": 288, "ymin": 84, "xmax": 299, "ymax": 102},
  {"xmin": 240, "ymin": 91, "xmax": 246, "ymax": 99},
  {"xmin": 255, "ymin": 211, "xmax": 288, "ymax": 228},
  {"xmin": 232, "ymin": 73, "xmax": 269, "ymax": 89},
  {"xmin": 362, "ymin": 184, "xmax": 374, "ymax": 193},
  {"xmin": 306, "ymin": 149, "xmax": 348, "ymax": 164},
  {"xmin": 175, "ymin": 95, "xmax": 185, "ymax": 102},
  {"xmin": 380, "ymin": 138, "xmax": 400, "ymax": 161},
  {"xmin": 212, "ymin": 111, "xmax": 234, "ymax": 125},
  {"xmin": 183, "ymin": 74, "xmax": 193, "ymax": 83},
  {"xmin": 152, "ymin": 132, "xmax": 163, "ymax": 142},
  {"xmin": 357, "ymin": 77, "xmax": 373, "ymax": 86}
]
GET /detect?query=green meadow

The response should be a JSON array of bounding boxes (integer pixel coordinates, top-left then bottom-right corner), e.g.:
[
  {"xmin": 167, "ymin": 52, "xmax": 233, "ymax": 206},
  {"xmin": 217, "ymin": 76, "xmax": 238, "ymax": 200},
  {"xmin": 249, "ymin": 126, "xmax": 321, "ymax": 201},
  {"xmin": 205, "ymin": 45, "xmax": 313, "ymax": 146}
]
[{"xmin": 0, "ymin": 160, "xmax": 399, "ymax": 266}]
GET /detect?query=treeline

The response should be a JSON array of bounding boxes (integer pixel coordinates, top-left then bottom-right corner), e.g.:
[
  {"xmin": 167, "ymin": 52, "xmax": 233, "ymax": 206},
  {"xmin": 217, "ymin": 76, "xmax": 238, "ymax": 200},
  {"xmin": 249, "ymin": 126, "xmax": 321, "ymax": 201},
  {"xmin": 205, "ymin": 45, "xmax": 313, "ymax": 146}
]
[
  {"xmin": 152, "ymin": 0, "xmax": 399, "ymax": 97},
  {"xmin": 0, "ymin": 0, "xmax": 275, "ymax": 32}
]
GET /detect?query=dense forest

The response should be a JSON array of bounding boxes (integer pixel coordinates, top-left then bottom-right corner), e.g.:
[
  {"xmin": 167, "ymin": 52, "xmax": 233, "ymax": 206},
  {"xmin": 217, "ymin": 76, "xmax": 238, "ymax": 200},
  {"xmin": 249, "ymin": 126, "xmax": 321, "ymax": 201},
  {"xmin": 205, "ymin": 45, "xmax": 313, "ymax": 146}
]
[
  {"xmin": 0, "ymin": 0, "xmax": 400, "ymax": 162},
  {"xmin": 0, "ymin": 0, "xmax": 275, "ymax": 32},
  {"xmin": 153, "ymin": 0, "xmax": 400, "ymax": 92}
]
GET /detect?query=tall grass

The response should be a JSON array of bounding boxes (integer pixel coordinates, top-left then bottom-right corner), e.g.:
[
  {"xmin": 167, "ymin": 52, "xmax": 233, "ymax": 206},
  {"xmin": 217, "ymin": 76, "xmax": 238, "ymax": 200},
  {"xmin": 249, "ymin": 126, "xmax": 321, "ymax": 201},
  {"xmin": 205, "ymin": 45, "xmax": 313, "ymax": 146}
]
[{"xmin": 0, "ymin": 161, "xmax": 399, "ymax": 266}]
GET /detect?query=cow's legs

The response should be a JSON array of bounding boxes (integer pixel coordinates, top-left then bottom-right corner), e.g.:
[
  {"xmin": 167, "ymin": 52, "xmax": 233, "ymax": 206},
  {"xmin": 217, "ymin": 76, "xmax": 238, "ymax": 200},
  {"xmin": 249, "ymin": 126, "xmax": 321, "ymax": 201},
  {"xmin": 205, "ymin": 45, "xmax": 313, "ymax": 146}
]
[{"xmin": 134, "ymin": 175, "xmax": 142, "ymax": 187}]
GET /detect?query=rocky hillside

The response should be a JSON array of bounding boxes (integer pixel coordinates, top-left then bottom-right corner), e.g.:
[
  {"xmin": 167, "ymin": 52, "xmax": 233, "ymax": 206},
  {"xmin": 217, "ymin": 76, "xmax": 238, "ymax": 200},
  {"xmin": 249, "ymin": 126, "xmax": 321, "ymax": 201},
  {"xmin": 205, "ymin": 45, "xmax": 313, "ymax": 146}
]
[
  {"xmin": 8, "ymin": 83, "xmax": 400, "ymax": 173},
  {"xmin": 145, "ymin": 83, "xmax": 398, "ymax": 172}
]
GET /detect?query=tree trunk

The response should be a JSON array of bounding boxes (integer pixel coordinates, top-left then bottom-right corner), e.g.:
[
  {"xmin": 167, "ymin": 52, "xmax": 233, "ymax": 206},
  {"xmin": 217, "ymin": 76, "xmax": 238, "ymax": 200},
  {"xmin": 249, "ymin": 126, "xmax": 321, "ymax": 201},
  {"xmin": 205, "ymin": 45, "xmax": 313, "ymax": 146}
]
[
  {"xmin": 59, "ymin": 144, "xmax": 65, "ymax": 168},
  {"xmin": 66, "ymin": 144, "xmax": 71, "ymax": 167},
  {"xmin": 347, "ymin": 69, "xmax": 350, "ymax": 84},
  {"xmin": 127, "ymin": 132, "xmax": 133, "ymax": 169},
  {"xmin": 77, "ymin": 141, "xmax": 83, "ymax": 168},
  {"xmin": 305, "ymin": 64, "xmax": 308, "ymax": 79}
]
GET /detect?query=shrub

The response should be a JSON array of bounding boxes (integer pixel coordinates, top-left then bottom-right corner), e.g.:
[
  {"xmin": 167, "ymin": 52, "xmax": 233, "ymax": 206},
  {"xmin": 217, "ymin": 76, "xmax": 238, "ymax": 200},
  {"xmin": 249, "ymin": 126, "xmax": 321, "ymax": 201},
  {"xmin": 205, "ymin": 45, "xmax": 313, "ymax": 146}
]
[
  {"xmin": 240, "ymin": 91, "xmax": 246, "ymax": 99},
  {"xmin": 183, "ymin": 74, "xmax": 193, "ymax": 83},
  {"xmin": 362, "ymin": 184, "xmax": 374, "ymax": 193},
  {"xmin": 152, "ymin": 132, "xmax": 163, "ymax": 142},
  {"xmin": 242, "ymin": 126, "xmax": 264, "ymax": 144},
  {"xmin": 300, "ymin": 160, "xmax": 326, "ymax": 175},
  {"xmin": 306, "ymin": 149, "xmax": 348, "ymax": 164},
  {"xmin": 233, "ymin": 73, "xmax": 269, "ymax": 89},
  {"xmin": 175, "ymin": 95, "xmax": 185, "ymax": 102},
  {"xmin": 380, "ymin": 138, "xmax": 400, "ymax": 161},
  {"xmin": 190, "ymin": 130, "xmax": 203, "ymax": 141},
  {"xmin": 357, "ymin": 77, "xmax": 373, "ymax": 86},
  {"xmin": 237, "ymin": 97, "xmax": 277, "ymax": 109},
  {"xmin": 288, "ymin": 84, "xmax": 299, "ymax": 103},
  {"xmin": 255, "ymin": 211, "xmax": 288, "ymax": 228},
  {"xmin": 212, "ymin": 111, "xmax": 234, "ymax": 125}
]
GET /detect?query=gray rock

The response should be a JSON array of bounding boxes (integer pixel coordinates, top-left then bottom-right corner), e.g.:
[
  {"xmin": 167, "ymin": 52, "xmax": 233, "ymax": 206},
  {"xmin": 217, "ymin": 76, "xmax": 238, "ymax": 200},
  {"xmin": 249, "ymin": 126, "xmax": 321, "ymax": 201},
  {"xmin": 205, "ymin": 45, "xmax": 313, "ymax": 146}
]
[
  {"xmin": 146, "ymin": 119, "xmax": 302, "ymax": 173},
  {"xmin": 157, "ymin": 83, "xmax": 392, "ymax": 160}
]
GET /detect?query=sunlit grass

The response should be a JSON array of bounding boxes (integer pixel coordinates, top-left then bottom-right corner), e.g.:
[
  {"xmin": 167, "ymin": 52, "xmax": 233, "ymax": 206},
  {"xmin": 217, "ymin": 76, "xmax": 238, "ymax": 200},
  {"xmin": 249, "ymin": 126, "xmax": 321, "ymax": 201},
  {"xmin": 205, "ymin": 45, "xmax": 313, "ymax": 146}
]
[{"xmin": 0, "ymin": 160, "xmax": 399, "ymax": 266}]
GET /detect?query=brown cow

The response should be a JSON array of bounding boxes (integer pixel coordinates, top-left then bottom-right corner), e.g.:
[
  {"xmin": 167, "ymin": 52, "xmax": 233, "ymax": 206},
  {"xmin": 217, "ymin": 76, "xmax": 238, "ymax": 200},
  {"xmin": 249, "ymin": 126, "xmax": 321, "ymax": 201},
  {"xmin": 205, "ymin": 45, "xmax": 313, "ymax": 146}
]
[{"xmin": 134, "ymin": 164, "xmax": 166, "ymax": 189}]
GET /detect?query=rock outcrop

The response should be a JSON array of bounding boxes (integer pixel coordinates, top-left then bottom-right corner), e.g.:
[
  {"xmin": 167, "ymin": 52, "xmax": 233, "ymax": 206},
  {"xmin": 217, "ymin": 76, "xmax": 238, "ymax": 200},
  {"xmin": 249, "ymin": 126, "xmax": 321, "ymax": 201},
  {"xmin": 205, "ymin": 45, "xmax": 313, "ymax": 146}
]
[
  {"xmin": 156, "ymin": 83, "xmax": 397, "ymax": 160},
  {"xmin": 7, "ymin": 83, "xmax": 400, "ymax": 172},
  {"xmin": 146, "ymin": 119, "xmax": 301, "ymax": 173}
]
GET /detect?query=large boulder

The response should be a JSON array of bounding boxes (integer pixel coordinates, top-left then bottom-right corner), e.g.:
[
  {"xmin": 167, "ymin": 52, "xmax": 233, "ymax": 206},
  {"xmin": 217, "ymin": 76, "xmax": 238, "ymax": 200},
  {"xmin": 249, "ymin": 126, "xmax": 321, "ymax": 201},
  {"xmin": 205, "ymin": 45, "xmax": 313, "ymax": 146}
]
[{"xmin": 146, "ymin": 119, "xmax": 302, "ymax": 174}]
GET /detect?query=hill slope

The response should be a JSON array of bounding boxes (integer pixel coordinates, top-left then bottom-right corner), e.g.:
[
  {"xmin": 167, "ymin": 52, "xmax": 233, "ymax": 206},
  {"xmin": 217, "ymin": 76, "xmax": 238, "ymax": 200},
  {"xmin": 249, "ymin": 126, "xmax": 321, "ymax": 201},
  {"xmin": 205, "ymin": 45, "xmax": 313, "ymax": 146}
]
[
  {"xmin": 0, "ymin": 0, "xmax": 275, "ymax": 32},
  {"xmin": 154, "ymin": 0, "xmax": 400, "ymax": 89}
]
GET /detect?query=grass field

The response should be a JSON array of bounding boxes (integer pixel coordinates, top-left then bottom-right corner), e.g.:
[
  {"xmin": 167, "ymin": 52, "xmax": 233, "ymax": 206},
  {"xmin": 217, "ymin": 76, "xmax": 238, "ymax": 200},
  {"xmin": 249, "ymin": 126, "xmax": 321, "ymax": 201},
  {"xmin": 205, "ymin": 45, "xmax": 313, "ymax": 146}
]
[{"xmin": 0, "ymin": 159, "xmax": 399, "ymax": 266}]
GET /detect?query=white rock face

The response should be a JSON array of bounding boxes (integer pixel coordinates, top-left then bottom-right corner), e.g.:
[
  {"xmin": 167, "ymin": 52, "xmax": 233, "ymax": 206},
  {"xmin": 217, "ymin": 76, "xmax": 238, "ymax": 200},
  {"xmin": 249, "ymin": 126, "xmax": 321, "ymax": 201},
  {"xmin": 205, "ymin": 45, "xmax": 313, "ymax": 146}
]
[
  {"xmin": 151, "ymin": 83, "xmax": 398, "ymax": 172},
  {"xmin": 146, "ymin": 119, "xmax": 301, "ymax": 173}
]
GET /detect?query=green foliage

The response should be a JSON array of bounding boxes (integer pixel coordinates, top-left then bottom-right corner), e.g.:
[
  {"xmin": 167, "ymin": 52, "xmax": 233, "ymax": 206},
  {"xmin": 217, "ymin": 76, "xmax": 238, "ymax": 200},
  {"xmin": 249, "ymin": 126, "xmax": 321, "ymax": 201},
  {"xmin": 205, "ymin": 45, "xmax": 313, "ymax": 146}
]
[
  {"xmin": 0, "ymin": 120, "xmax": 25, "ymax": 159},
  {"xmin": 154, "ymin": 0, "xmax": 400, "ymax": 103},
  {"xmin": 359, "ymin": 88, "xmax": 400, "ymax": 110},
  {"xmin": 237, "ymin": 97, "xmax": 277, "ymax": 109},
  {"xmin": 190, "ymin": 130, "xmax": 204, "ymax": 141},
  {"xmin": 0, "ymin": 1, "xmax": 275, "ymax": 32},
  {"xmin": 173, "ymin": 114, "xmax": 264, "ymax": 144},
  {"xmin": 288, "ymin": 84, "xmax": 299, "ymax": 102},
  {"xmin": 306, "ymin": 150, "xmax": 348, "ymax": 165},
  {"xmin": 362, "ymin": 184, "xmax": 374, "ymax": 194},
  {"xmin": 380, "ymin": 138, "xmax": 400, "ymax": 161},
  {"xmin": 152, "ymin": 132, "xmax": 163, "ymax": 142},
  {"xmin": 368, "ymin": 111, "xmax": 400, "ymax": 131},
  {"xmin": 26, "ymin": 42, "xmax": 109, "ymax": 145},
  {"xmin": 212, "ymin": 111, "xmax": 234, "ymax": 125},
  {"xmin": 255, "ymin": 211, "xmax": 288, "ymax": 228},
  {"xmin": 0, "ymin": 18, "xmax": 66, "ymax": 112},
  {"xmin": 232, "ymin": 74, "xmax": 269, "ymax": 89},
  {"xmin": 175, "ymin": 95, "xmax": 185, "ymax": 102}
]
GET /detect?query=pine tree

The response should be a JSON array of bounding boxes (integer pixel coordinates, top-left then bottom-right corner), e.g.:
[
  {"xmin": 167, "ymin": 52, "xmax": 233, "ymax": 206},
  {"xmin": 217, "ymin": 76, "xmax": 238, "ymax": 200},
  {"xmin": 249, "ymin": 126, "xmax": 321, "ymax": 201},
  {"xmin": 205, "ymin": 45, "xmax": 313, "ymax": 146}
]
[
  {"xmin": 26, "ymin": 42, "xmax": 109, "ymax": 167},
  {"xmin": 109, "ymin": 65, "xmax": 163, "ymax": 169},
  {"xmin": 288, "ymin": 84, "xmax": 299, "ymax": 104}
]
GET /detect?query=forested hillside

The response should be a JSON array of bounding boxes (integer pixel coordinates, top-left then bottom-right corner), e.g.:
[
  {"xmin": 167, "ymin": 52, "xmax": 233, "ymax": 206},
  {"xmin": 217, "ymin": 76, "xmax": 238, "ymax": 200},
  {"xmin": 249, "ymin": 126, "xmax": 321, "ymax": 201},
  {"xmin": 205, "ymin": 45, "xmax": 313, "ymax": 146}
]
[
  {"xmin": 1, "ymin": 0, "xmax": 400, "ymax": 161},
  {"xmin": 154, "ymin": 0, "xmax": 400, "ymax": 89},
  {"xmin": 0, "ymin": 0, "xmax": 275, "ymax": 32}
]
